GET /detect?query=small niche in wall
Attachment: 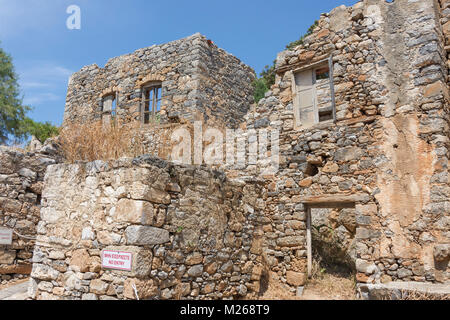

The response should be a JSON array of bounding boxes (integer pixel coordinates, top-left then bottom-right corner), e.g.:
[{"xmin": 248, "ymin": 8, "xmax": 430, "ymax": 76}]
[{"xmin": 304, "ymin": 163, "xmax": 319, "ymax": 177}]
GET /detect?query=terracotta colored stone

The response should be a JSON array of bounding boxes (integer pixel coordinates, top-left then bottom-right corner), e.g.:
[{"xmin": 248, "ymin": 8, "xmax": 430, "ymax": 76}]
[
  {"xmin": 299, "ymin": 51, "xmax": 315, "ymax": 61},
  {"xmin": 317, "ymin": 29, "xmax": 330, "ymax": 39},
  {"xmin": 299, "ymin": 178, "xmax": 313, "ymax": 187},
  {"xmin": 70, "ymin": 249, "xmax": 91, "ymax": 273},
  {"xmin": 0, "ymin": 264, "xmax": 32, "ymax": 275},
  {"xmin": 286, "ymin": 271, "xmax": 306, "ymax": 286}
]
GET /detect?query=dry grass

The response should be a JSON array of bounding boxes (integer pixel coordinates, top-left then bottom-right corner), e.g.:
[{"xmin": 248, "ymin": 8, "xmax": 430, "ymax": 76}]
[
  {"xmin": 305, "ymin": 272, "xmax": 357, "ymax": 300},
  {"xmin": 59, "ymin": 119, "xmax": 146, "ymax": 163},
  {"xmin": 257, "ymin": 269, "xmax": 357, "ymax": 300},
  {"xmin": 397, "ymin": 290, "xmax": 450, "ymax": 300},
  {"xmin": 259, "ymin": 271, "xmax": 302, "ymax": 300},
  {"xmin": 58, "ymin": 118, "xmax": 230, "ymax": 164}
]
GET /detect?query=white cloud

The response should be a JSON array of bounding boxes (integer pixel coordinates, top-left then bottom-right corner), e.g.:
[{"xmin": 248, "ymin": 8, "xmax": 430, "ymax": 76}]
[
  {"xmin": 19, "ymin": 64, "xmax": 73, "ymax": 80},
  {"xmin": 17, "ymin": 62, "xmax": 72, "ymax": 107},
  {"xmin": 18, "ymin": 62, "xmax": 72, "ymax": 85},
  {"xmin": 21, "ymin": 82, "xmax": 52, "ymax": 89},
  {"xmin": 23, "ymin": 92, "xmax": 59, "ymax": 106}
]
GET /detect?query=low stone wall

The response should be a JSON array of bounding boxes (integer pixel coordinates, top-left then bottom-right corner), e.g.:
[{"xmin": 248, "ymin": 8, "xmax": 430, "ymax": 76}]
[
  {"xmin": 439, "ymin": 0, "xmax": 450, "ymax": 85},
  {"xmin": 29, "ymin": 156, "xmax": 265, "ymax": 300},
  {"xmin": 0, "ymin": 145, "xmax": 59, "ymax": 283}
]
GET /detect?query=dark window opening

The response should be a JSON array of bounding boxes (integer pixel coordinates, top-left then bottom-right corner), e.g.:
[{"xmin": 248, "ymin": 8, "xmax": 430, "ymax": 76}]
[
  {"xmin": 258, "ymin": 269, "xmax": 270, "ymax": 297},
  {"xmin": 319, "ymin": 106, "xmax": 334, "ymax": 122},
  {"xmin": 36, "ymin": 194, "xmax": 42, "ymax": 205},
  {"xmin": 142, "ymin": 84, "xmax": 162, "ymax": 124},
  {"xmin": 315, "ymin": 66, "xmax": 330, "ymax": 80}
]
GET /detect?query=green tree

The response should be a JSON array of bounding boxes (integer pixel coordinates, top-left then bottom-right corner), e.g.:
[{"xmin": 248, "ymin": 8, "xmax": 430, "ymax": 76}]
[
  {"xmin": 0, "ymin": 43, "xmax": 59, "ymax": 144},
  {"xmin": 253, "ymin": 62, "xmax": 276, "ymax": 104},
  {"xmin": 252, "ymin": 78, "xmax": 269, "ymax": 104},
  {"xmin": 18, "ymin": 118, "xmax": 59, "ymax": 143},
  {"xmin": 0, "ymin": 43, "xmax": 30, "ymax": 143}
]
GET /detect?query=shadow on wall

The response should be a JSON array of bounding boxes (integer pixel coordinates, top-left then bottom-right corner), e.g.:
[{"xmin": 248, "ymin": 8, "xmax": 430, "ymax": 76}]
[{"xmin": 311, "ymin": 208, "xmax": 357, "ymax": 278}]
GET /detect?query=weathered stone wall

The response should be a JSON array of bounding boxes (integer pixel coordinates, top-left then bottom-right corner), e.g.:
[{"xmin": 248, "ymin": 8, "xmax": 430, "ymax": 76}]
[
  {"xmin": 0, "ymin": 144, "xmax": 59, "ymax": 283},
  {"xmin": 24, "ymin": 0, "xmax": 450, "ymax": 300},
  {"xmin": 29, "ymin": 156, "xmax": 265, "ymax": 300},
  {"xmin": 63, "ymin": 33, "xmax": 255, "ymax": 129},
  {"xmin": 439, "ymin": 0, "xmax": 450, "ymax": 85},
  {"xmin": 241, "ymin": 0, "xmax": 449, "ymax": 293},
  {"xmin": 194, "ymin": 41, "xmax": 256, "ymax": 129}
]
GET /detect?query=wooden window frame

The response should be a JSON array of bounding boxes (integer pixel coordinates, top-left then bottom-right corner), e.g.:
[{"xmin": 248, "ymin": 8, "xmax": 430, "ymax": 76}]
[
  {"xmin": 141, "ymin": 82, "xmax": 162, "ymax": 124},
  {"xmin": 292, "ymin": 56, "xmax": 336, "ymax": 130}
]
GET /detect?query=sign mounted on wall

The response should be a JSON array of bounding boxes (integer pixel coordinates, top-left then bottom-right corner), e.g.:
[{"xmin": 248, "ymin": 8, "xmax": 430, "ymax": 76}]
[
  {"xmin": 101, "ymin": 250, "xmax": 133, "ymax": 271},
  {"xmin": 0, "ymin": 228, "xmax": 13, "ymax": 245}
]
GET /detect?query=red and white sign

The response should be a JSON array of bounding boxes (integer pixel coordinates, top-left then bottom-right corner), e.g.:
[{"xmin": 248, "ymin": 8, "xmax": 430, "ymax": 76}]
[
  {"xmin": 0, "ymin": 228, "xmax": 13, "ymax": 245},
  {"xmin": 102, "ymin": 250, "xmax": 133, "ymax": 271}
]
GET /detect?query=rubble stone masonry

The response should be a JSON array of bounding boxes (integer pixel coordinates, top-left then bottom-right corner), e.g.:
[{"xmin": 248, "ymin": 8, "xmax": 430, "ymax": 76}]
[
  {"xmin": 243, "ymin": 0, "xmax": 450, "ymax": 293},
  {"xmin": 29, "ymin": 157, "xmax": 264, "ymax": 300},
  {"xmin": 63, "ymin": 33, "xmax": 255, "ymax": 129},
  {"xmin": 0, "ymin": 143, "xmax": 60, "ymax": 282},
  {"xmin": 16, "ymin": 0, "xmax": 450, "ymax": 299}
]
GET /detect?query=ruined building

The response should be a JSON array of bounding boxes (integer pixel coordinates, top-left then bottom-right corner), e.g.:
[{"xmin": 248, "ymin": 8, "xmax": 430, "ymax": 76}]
[
  {"xmin": 63, "ymin": 33, "xmax": 255, "ymax": 129},
  {"xmin": 0, "ymin": 0, "xmax": 449, "ymax": 300}
]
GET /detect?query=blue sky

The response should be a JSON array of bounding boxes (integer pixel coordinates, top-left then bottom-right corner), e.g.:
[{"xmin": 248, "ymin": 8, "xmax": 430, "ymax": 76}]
[{"xmin": 0, "ymin": 0, "xmax": 357, "ymax": 127}]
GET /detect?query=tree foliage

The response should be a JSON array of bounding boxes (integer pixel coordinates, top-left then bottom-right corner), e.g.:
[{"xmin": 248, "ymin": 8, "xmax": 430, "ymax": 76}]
[
  {"xmin": 0, "ymin": 43, "xmax": 30, "ymax": 143},
  {"xmin": 0, "ymin": 43, "xmax": 59, "ymax": 145},
  {"xmin": 18, "ymin": 118, "xmax": 60, "ymax": 143},
  {"xmin": 252, "ymin": 78, "xmax": 269, "ymax": 104},
  {"xmin": 252, "ymin": 61, "xmax": 276, "ymax": 104}
]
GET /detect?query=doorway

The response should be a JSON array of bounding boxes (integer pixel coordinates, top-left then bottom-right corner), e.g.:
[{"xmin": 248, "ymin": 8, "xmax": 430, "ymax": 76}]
[{"xmin": 304, "ymin": 203, "xmax": 357, "ymax": 299}]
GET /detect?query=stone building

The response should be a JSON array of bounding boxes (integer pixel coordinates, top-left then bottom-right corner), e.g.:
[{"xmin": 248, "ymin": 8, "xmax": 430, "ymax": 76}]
[
  {"xmin": 1, "ymin": 0, "xmax": 447, "ymax": 300},
  {"xmin": 63, "ymin": 33, "xmax": 255, "ymax": 129},
  {"xmin": 243, "ymin": 0, "xmax": 450, "ymax": 297}
]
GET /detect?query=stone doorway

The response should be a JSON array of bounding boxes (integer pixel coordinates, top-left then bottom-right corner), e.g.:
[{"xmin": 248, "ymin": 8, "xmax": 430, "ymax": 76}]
[{"xmin": 304, "ymin": 203, "xmax": 357, "ymax": 299}]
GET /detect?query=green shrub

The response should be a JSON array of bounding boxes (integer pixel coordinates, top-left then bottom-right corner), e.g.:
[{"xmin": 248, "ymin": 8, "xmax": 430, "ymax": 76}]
[
  {"xmin": 19, "ymin": 118, "xmax": 60, "ymax": 143},
  {"xmin": 252, "ymin": 78, "xmax": 268, "ymax": 104},
  {"xmin": 286, "ymin": 20, "xmax": 319, "ymax": 50},
  {"xmin": 253, "ymin": 21, "xmax": 319, "ymax": 104}
]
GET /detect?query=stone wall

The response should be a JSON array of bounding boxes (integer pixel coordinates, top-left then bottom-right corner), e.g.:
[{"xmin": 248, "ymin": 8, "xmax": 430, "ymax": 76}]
[
  {"xmin": 24, "ymin": 0, "xmax": 450, "ymax": 300},
  {"xmin": 63, "ymin": 33, "xmax": 255, "ymax": 129},
  {"xmin": 240, "ymin": 0, "xmax": 449, "ymax": 293},
  {"xmin": 29, "ymin": 156, "xmax": 265, "ymax": 300},
  {"xmin": 439, "ymin": 0, "xmax": 450, "ymax": 85},
  {"xmin": 0, "ymin": 143, "xmax": 59, "ymax": 283}
]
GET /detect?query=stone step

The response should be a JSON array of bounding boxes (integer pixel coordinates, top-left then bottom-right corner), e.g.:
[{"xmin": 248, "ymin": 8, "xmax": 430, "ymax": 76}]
[{"xmin": 0, "ymin": 280, "xmax": 29, "ymax": 300}]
